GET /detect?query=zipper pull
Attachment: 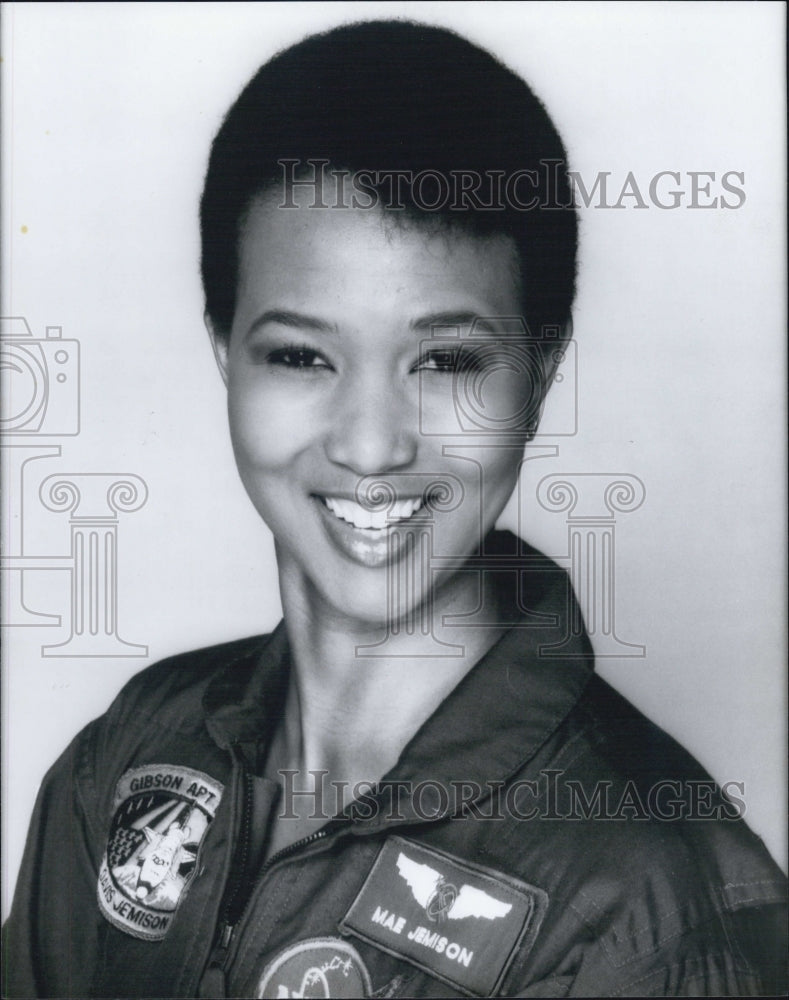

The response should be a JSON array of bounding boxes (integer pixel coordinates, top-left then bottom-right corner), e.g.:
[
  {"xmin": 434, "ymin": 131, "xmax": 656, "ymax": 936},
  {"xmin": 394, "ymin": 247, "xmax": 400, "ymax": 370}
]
[
  {"xmin": 218, "ymin": 921, "xmax": 234, "ymax": 950},
  {"xmin": 198, "ymin": 921, "xmax": 234, "ymax": 998}
]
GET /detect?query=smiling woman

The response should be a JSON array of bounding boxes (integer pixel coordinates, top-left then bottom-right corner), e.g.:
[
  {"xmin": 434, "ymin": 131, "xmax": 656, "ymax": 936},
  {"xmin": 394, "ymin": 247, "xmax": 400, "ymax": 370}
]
[
  {"xmin": 2, "ymin": 13, "xmax": 786, "ymax": 1000},
  {"xmin": 211, "ymin": 190, "xmax": 530, "ymax": 620}
]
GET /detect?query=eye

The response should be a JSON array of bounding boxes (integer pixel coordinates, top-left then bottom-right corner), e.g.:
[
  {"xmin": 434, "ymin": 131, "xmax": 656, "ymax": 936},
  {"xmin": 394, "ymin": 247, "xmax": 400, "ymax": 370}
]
[
  {"xmin": 413, "ymin": 348, "xmax": 483, "ymax": 374},
  {"xmin": 266, "ymin": 345, "xmax": 331, "ymax": 370}
]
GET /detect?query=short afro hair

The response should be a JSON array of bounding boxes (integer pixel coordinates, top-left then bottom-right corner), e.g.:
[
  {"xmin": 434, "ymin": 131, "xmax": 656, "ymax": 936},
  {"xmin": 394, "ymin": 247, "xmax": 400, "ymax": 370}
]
[{"xmin": 200, "ymin": 20, "xmax": 578, "ymax": 340}]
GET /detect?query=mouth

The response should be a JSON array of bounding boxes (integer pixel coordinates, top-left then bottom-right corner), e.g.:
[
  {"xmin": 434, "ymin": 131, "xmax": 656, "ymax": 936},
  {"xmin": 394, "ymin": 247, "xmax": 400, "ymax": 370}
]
[
  {"xmin": 314, "ymin": 493, "xmax": 426, "ymax": 569},
  {"xmin": 319, "ymin": 494, "xmax": 424, "ymax": 533}
]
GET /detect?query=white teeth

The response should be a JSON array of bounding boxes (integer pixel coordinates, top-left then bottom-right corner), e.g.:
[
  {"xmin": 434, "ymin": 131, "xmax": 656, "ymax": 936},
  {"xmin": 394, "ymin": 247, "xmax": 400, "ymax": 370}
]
[{"xmin": 323, "ymin": 495, "xmax": 423, "ymax": 531}]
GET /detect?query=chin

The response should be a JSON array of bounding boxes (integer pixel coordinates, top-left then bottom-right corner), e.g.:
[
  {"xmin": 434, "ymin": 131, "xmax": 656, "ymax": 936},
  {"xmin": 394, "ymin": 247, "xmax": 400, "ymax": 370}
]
[{"xmin": 316, "ymin": 571, "xmax": 435, "ymax": 634}]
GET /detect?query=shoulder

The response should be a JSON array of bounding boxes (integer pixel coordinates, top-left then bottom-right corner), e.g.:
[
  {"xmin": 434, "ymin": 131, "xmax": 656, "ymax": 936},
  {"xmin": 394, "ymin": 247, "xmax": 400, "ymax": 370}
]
[
  {"xmin": 103, "ymin": 631, "xmax": 272, "ymax": 727},
  {"xmin": 62, "ymin": 631, "xmax": 274, "ymax": 805},
  {"xmin": 515, "ymin": 675, "xmax": 788, "ymax": 994},
  {"xmin": 550, "ymin": 674, "xmax": 785, "ymax": 895}
]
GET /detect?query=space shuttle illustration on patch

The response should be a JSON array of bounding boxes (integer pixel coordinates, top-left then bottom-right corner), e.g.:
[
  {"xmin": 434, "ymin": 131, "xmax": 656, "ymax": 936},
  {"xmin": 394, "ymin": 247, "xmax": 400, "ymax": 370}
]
[{"xmin": 133, "ymin": 821, "xmax": 197, "ymax": 900}]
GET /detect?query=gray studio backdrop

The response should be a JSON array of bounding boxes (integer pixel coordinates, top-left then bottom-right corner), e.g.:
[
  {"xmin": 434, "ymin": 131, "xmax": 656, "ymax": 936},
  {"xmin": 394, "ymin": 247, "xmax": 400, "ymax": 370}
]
[{"xmin": 1, "ymin": 1, "xmax": 786, "ymax": 917}]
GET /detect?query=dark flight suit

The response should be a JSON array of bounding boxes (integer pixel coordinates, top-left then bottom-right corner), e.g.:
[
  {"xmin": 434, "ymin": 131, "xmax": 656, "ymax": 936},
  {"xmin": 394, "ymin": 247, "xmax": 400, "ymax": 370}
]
[{"xmin": 4, "ymin": 536, "xmax": 787, "ymax": 997}]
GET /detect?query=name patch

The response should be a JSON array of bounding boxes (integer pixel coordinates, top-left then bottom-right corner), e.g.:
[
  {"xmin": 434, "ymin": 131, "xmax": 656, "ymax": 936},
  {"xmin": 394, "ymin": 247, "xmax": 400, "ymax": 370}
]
[
  {"xmin": 339, "ymin": 837, "xmax": 547, "ymax": 996},
  {"xmin": 256, "ymin": 938, "xmax": 371, "ymax": 999},
  {"xmin": 97, "ymin": 763, "xmax": 223, "ymax": 940}
]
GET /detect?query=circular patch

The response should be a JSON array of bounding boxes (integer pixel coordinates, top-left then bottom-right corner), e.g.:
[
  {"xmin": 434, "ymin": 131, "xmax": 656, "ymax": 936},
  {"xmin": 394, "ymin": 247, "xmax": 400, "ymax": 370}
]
[{"xmin": 256, "ymin": 937, "xmax": 371, "ymax": 999}]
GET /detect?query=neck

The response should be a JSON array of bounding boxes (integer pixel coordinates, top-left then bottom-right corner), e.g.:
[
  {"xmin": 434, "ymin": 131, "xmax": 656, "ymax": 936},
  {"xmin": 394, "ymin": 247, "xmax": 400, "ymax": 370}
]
[{"xmin": 272, "ymin": 560, "xmax": 508, "ymax": 793}]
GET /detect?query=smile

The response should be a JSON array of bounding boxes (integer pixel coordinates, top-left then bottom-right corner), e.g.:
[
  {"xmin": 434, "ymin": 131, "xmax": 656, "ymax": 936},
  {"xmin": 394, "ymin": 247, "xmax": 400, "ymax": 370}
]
[
  {"xmin": 314, "ymin": 493, "xmax": 426, "ymax": 569},
  {"xmin": 321, "ymin": 495, "xmax": 424, "ymax": 532}
]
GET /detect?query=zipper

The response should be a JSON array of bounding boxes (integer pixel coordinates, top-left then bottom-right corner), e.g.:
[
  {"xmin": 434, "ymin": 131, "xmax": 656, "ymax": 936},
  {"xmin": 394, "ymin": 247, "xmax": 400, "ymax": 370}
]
[
  {"xmin": 219, "ymin": 765, "xmax": 255, "ymax": 928},
  {"xmin": 205, "ymin": 826, "xmax": 333, "ymax": 973},
  {"xmin": 200, "ymin": 756, "xmax": 346, "ymax": 996}
]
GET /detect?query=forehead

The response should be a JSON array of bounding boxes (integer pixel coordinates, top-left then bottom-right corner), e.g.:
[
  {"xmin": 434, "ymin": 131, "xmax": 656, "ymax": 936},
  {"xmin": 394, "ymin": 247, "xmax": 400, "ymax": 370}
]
[{"xmin": 234, "ymin": 191, "xmax": 522, "ymax": 324}]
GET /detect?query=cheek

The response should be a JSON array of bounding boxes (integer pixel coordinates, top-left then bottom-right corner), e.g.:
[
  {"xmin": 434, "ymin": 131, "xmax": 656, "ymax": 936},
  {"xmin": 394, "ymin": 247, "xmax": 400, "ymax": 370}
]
[
  {"xmin": 431, "ymin": 368, "xmax": 539, "ymax": 438},
  {"xmin": 476, "ymin": 369, "xmax": 540, "ymax": 425},
  {"xmin": 227, "ymin": 378, "xmax": 320, "ymax": 471}
]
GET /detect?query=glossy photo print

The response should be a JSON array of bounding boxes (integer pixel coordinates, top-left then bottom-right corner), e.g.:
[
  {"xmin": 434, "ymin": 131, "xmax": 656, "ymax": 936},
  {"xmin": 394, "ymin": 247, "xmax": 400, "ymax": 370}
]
[{"xmin": 1, "ymin": 3, "xmax": 786, "ymax": 997}]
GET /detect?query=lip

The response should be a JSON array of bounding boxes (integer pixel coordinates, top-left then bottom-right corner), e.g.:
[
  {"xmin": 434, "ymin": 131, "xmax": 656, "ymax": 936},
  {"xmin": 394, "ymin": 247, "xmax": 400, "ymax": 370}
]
[{"xmin": 314, "ymin": 495, "xmax": 421, "ymax": 569}]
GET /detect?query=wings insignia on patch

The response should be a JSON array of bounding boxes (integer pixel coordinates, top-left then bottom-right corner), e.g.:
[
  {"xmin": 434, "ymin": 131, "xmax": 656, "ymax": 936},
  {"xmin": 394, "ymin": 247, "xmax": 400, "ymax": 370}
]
[
  {"xmin": 396, "ymin": 853, "xmax": 439, "ymax": 908},
  {"xmin": 396, "ymin": 851, "xmax": 512, "ymax": 922},
  {"xmin": 341, "ymin": 836, "xmax": 548, "ymax": 996},
  {"xmin": 448, "ymin": 884, "xmax": 513, "ymax": 921}
]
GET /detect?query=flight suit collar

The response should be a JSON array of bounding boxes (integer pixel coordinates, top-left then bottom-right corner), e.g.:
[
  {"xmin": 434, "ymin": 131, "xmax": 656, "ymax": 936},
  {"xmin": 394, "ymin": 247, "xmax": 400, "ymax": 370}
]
[
  {"xmin": 202, "ymin": 621, "xmax": 290, "ymax": 752},
  {"xmin": 370, "ymin": 621, "xmax": 593, "ymax": 828},
  {"xmin": 202, "ymin": 534, "xmax": 594, "ymax": 827}
]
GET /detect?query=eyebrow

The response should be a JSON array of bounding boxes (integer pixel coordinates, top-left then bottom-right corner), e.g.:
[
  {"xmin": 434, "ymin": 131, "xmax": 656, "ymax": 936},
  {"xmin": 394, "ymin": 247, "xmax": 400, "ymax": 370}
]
[
  {"xmin": 245, "ymin": 308, "xmax": 505, "ymax": 339},
  {"xmin": 245, "ymin": 310, "xmax": 338, "ymax": 338},
  {"xmin": 411, "ymin": 311, "xmax": 503, "ymax": 334}
]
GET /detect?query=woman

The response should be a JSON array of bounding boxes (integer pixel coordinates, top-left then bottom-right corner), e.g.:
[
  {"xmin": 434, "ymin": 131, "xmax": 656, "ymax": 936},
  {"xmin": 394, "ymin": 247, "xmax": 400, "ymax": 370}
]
[{"xmin": 4, "ymin": 19, "xmax": 786, "ymax": 999}]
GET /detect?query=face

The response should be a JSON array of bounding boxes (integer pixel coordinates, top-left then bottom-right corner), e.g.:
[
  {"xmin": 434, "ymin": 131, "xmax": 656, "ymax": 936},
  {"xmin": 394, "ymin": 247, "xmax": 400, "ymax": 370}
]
[{"xmin": 210, "ymin": 192, "xmax": 545, "ymax": 627}]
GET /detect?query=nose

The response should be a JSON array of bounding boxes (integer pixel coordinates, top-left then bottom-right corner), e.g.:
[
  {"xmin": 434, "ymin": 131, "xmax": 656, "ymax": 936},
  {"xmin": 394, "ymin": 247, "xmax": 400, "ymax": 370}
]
[{"xmin": 324, "ymin": 376, "xmax": 418, "ymax": 474}]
